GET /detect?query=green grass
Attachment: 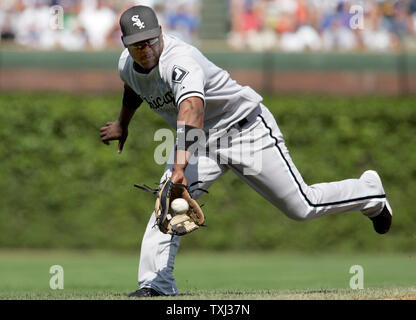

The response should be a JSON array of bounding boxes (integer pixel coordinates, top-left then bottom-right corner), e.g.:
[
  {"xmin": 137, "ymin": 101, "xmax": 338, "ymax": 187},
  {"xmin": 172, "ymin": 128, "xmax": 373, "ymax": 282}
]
[{"xmin": 0, "ymin": 250, "xmax": 415, "ymax": 300}]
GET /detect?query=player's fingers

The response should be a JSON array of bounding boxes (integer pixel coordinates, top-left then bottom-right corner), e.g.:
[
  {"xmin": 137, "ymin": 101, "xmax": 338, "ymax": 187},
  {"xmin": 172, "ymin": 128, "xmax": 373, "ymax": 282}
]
[
  {"xmin": 100, "ymin": 131, "xmax": 112, "ymax": 144},
  {"xmin": 106, "ymin": 122, "xmax": 113, "ymax": 126},
  {"xmin": 101, "ymin": 136, "xmax": 110, "ymax": 144},
  {"xmin": 100, "ymin": 134, "xmax": 109, "ymax": 142}
]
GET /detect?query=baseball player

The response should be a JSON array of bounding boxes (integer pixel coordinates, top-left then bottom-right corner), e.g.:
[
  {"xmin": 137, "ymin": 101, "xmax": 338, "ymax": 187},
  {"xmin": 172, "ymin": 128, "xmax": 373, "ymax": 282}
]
[{"xmin": 100, "ymin": 6, "xmax": 393, "ymax": 297}]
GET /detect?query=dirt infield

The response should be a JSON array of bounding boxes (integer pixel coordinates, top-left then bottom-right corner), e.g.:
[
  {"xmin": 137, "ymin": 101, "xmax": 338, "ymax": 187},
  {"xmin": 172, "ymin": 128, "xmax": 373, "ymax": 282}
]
[{"xmin": 1, "ymin": 68, "xmax": 414, "ymax": 95}]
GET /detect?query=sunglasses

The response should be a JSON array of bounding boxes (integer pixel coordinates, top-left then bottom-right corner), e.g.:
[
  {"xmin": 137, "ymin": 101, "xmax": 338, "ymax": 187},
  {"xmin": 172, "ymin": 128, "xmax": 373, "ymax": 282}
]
[{"xmin": 129, "ymin": 37, "xmax": 159, "ymax": 49}]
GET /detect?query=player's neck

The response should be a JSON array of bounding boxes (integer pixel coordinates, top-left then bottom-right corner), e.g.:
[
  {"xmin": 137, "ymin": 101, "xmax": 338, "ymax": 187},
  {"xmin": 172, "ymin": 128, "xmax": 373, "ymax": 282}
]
[{"xmin": 133, "ymin": 61, "xmax": 154, "ymax": 74}]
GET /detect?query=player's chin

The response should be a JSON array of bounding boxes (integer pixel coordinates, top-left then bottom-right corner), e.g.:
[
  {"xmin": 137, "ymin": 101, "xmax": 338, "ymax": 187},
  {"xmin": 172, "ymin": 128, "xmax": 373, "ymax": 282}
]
[{"xmin": 137, "ymin": 57, "xmax": 157, "ymax": 70}]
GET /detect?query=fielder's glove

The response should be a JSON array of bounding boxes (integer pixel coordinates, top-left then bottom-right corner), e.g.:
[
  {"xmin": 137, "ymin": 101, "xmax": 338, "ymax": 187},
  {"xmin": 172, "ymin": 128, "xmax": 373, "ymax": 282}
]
[{"xmin": 135, "ymin": 178, "xmax": 206, "ymax": 236}]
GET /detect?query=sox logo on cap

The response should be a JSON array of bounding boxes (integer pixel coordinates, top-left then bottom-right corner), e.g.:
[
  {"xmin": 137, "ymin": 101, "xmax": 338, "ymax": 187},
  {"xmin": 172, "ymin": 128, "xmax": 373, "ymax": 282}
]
[{"xmin": 131, "ymin": 15, "xmax": 145, "ymax": 29}]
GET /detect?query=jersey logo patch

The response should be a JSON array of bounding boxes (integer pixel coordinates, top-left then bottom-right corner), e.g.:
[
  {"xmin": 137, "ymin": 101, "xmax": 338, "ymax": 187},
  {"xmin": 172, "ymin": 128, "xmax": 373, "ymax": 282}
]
[{"xmin": 172, "ymin": 66, "xmax": 189, "ymax": 83}]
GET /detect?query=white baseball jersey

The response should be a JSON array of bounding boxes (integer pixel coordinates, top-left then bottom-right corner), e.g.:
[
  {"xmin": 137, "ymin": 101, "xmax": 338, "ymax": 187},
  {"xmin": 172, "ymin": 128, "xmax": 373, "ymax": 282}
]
[{"xmin": 118, "ymin": 33, "xmax": 262, "ymax": 131}]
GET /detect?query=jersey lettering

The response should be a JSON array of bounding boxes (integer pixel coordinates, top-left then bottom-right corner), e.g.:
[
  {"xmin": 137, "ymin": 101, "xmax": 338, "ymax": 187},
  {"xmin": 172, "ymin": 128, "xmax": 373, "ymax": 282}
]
[{"xmin": 143, "ymin": 91, "xmax": 175, "ymax": 110}]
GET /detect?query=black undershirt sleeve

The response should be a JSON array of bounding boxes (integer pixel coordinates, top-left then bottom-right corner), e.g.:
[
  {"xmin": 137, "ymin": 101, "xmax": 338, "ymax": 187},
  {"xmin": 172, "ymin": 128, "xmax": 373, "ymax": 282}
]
[{"xmin": 122, "ymin": 84, "xmax": 143, "ymax": 110}]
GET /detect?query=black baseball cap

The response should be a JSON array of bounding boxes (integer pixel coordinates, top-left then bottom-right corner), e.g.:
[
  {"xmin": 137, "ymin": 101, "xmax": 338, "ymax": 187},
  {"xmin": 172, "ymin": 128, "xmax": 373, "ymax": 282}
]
[{"xmin": 120, "ymin": 6, "xmax": 161, "ymax": 46}]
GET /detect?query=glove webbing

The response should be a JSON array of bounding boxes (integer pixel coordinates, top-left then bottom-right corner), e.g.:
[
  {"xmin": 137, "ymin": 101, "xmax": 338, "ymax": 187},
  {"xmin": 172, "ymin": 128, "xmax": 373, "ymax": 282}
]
[{"xmin": 134, "ymin": 180, "xmax": 208, "ymax": 197}]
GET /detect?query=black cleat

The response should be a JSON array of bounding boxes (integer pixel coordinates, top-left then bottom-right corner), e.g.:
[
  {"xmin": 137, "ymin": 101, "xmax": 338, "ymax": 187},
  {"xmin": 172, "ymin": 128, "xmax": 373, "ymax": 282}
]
[
  {"xmin": 127, "ymin": 287, "xmax": 163, "ymax": 298},
  {"xmin": 360, "ymin": 171, "xmax": 393, "ymax": 235},
  {"xmin": 370, "ymin": 202, "xmax": 392, "ymax": 234}
]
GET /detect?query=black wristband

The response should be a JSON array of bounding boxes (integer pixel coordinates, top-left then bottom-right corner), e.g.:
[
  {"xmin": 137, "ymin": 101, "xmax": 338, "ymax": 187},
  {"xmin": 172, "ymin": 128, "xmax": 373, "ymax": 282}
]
[{"xmin": 177, "ymin": 125, "xmax": 204, "ymax": 151}]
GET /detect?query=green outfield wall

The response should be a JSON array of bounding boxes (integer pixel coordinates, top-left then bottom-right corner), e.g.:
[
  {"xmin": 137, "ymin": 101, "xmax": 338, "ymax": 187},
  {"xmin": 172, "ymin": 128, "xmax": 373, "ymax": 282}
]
[
  {"xmin": 2, "ymin": 50, "xmax": 416, "ymax": 71},
  {"xmin": 1, "ymin": 50, "xmax": 415, "ymax": 95}
]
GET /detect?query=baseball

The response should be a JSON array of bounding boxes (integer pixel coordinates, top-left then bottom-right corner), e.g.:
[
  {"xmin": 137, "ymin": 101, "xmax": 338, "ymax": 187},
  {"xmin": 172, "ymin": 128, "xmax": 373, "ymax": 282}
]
[{"xmin": 171, "ymin": 198, "xmax": 189, "ymax": 214}]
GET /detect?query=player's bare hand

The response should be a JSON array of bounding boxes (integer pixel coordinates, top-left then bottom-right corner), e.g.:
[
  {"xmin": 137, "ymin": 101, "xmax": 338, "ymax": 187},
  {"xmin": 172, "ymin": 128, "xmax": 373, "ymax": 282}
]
[
  {"xmin": 171, "ymin": 167, "xmax": 187, "ymax": 186},
  {"xmin": 100, "ymin": 120, "xmax": 128, "ymax": 154}
]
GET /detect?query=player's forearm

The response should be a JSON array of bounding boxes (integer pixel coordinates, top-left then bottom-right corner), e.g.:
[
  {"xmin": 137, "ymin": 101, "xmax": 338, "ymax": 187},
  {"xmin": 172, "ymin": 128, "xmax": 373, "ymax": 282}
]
[
  {"xmin": 177, "ymin": 97, "xmax": 204, "ymax": 129},
  {"xmin": 173, "ymin": 150, "xmax": 190, "ymax": 171},
  {"xmin": 172, "ymin": 97, "xmax": 205, "ymax": 180},
  {"xmin": 117, "ymin": 104, "xmax": 138, "ymax": 128}
]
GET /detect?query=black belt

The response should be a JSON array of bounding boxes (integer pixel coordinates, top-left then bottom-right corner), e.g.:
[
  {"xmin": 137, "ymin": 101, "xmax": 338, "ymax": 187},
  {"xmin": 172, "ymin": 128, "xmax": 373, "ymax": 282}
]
[
  {"xmin": 227, "ymin": 113, "xmax": 260, "ymax": 133},
  {"xmin": 229, "ymin": 117, "xmax": 251, "ymax": 132},
  {"xmin": 237, "ymin": 118, "xmax": 248, "ymax": 128}
]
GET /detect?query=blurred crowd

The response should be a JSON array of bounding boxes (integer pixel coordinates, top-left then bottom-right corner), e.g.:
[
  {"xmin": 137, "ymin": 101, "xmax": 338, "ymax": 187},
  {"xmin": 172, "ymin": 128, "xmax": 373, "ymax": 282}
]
[
  {"xmin": 1, "ymin": 0, "xmax": 415, "ymax": 52},
  {"xmin": 228, "ymin": 0, "xmax": 416, "ymax": 52},
  {"xmin": 0, "ymin": 0, "xmax": 200, "ymax": 51}
]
